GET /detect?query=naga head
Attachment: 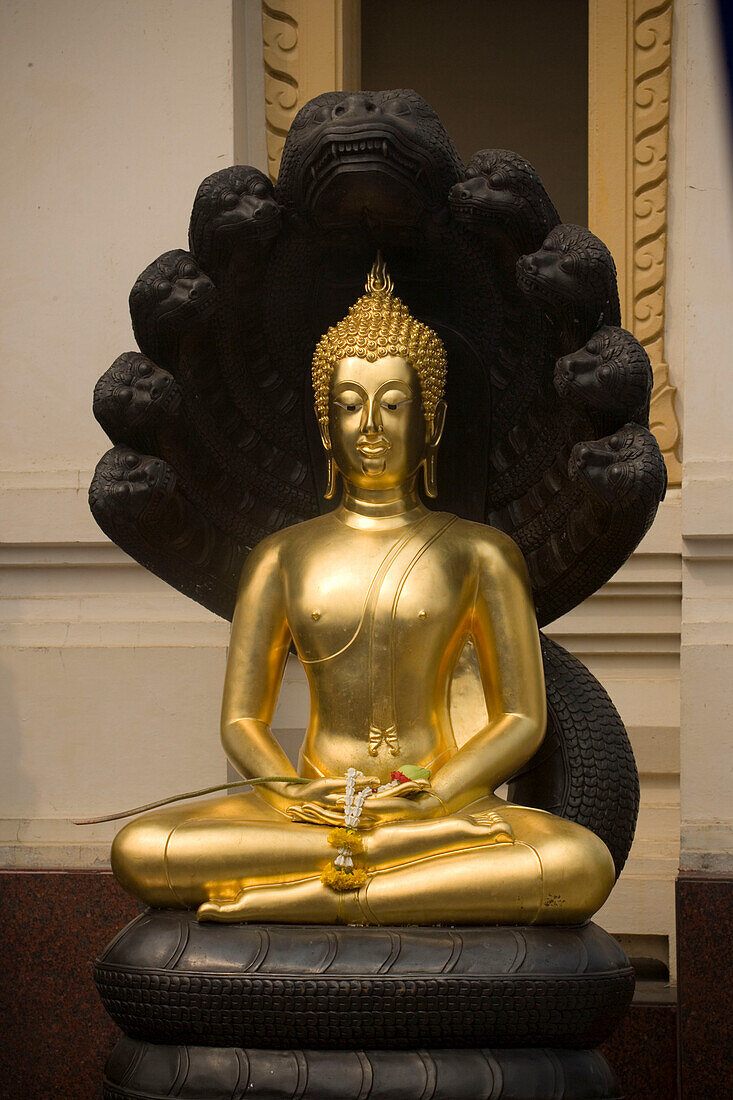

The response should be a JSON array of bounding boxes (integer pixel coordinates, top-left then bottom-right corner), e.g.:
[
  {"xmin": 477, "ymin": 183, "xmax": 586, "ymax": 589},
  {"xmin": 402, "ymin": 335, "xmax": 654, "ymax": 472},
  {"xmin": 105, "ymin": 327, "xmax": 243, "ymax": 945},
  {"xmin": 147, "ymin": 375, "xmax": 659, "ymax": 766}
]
[
  {"xmin": 570, "ymin": 423, "xmax": 667, "ymax": 511},
  {"xmin": 93, "ymin": 352, "xmax": 179, "ymax": 447},
  {"xmin": 449, "ymin": 149, "xmax": 559, "ymax": 256},
  {"xmin": 276, "ymin": 90, "xmax": 464, "ymax": 232},
  {"xmin": 516, "ymin": 224, "xmax": 621, "ymax": 338},
  {"xmin": 312, "ymin": 255, "xmax": 447, "ymax": 498},
  {"xmin": 189, "ymin": 166, "xmax": 281, "ymax": 271},
  {"xmin": 555, "ymin": 326, "xmax": 653, "ymax": 424},
  {"xmin": 129, "ymin": 250, "xmax": 216, "ymax": 366},
  {"xmin": 89, "ymin": 447, "xmax": 175, "ymax": 523}
]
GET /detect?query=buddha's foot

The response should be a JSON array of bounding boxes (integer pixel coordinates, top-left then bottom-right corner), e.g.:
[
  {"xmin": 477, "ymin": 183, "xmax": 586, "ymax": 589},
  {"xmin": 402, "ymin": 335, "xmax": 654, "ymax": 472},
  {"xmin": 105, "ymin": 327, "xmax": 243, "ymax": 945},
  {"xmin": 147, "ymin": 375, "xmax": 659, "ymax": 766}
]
[
  {"xmin": 197, "ymin": 893, "xmax": 249, "ymax": 922},
  {"xmin": 468, "ymin": 810, "xmax": 515, "ymax": 844},
  {"xmin": 197, "ymin": 877, "xmax": 346, "ymax": 924}
]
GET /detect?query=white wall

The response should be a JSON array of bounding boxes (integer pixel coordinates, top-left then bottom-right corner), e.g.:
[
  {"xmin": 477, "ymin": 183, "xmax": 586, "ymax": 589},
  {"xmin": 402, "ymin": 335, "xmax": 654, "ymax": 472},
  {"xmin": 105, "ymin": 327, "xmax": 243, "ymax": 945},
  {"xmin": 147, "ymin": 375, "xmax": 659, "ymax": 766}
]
[{"xmin": 1, "ymin": 0, "xmax": 237, "ymax": 474}]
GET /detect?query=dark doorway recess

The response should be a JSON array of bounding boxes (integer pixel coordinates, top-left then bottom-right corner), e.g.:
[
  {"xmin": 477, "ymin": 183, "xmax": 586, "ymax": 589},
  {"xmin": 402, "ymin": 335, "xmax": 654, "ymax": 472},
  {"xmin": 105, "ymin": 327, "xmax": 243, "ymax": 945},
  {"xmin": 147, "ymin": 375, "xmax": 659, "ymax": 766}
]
[{"xmin": 361, "ymin": 0, "xmax": 588, "ymax": 225}]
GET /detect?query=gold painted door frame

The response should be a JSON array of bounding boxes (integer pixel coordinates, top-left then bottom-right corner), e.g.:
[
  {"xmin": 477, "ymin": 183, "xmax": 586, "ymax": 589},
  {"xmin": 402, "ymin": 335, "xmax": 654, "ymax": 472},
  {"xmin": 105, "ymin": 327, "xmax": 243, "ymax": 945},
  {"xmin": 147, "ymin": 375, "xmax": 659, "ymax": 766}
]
[
  {"xmin": 261, "ymin": 0, "xmax": 361, "ymax": 182},
  {"xmin": 260, "ymin": 0, "xmax": 680, "ymax": 481},
  {"xmin": 589, "ymin": 0, "xmax": 680, "ymax": 482}
]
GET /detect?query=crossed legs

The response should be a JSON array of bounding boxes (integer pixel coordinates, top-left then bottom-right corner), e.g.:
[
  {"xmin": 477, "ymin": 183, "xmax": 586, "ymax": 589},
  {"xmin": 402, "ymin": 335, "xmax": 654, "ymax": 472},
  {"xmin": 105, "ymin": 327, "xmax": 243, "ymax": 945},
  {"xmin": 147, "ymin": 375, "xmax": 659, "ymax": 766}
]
[{"xmin": 111, "ymin": 792, "xmax": 614, "ymax": 925}]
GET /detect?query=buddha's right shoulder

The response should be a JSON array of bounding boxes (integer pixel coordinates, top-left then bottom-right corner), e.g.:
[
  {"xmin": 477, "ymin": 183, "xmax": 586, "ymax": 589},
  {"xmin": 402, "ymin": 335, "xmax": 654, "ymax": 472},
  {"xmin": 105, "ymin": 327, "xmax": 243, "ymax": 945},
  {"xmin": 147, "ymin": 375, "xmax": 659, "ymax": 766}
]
[
  {"xmin": 449, "ymin": 516, "xmax": 522, "ymax": 557},
  {"xmin": 244, "ymin": 513, "xmax": 335, "ymax": 571}
]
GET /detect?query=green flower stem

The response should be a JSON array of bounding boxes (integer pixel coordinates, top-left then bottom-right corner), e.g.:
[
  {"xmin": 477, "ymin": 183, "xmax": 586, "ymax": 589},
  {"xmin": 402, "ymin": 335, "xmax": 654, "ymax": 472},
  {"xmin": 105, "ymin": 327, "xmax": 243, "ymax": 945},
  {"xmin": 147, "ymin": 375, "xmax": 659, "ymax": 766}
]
[{"xmin": 73, "ymin": 776, "xmax": 310, "ymax": 825}]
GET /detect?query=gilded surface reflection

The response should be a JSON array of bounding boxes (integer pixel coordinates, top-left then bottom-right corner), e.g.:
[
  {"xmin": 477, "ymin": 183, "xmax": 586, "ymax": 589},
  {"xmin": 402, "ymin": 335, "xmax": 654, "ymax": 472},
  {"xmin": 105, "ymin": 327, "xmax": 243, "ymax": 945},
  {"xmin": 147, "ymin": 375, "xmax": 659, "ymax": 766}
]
[{"xmin": 112, "ymin": 259, "xmax": 614, "ymax": 924}]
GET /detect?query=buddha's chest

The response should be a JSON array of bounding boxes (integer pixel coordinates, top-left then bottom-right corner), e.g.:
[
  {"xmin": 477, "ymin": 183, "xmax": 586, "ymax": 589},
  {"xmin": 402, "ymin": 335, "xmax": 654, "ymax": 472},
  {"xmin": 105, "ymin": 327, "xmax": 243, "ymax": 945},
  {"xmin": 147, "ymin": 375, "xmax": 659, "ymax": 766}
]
[{"xmin": 283, "ymin": 523, "xmax": 474, "ymax": 665}]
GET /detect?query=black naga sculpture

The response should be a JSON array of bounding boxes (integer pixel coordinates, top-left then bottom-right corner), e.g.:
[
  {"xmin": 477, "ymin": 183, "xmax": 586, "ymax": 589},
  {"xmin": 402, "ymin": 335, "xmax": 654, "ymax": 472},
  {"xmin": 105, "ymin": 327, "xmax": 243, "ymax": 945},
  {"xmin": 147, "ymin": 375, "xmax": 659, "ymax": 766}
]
[{"xmin": 90, "ymin": 90, "xmax": 667, "ymax": 875}]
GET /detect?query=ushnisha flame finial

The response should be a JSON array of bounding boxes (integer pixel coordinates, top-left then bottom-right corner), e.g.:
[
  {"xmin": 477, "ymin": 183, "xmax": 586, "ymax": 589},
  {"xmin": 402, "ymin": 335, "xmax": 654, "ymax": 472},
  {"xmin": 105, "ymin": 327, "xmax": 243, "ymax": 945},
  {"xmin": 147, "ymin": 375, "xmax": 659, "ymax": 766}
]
[{"xmin": 365, "ymin": 251, "xmax": 393, "ymax": 297}]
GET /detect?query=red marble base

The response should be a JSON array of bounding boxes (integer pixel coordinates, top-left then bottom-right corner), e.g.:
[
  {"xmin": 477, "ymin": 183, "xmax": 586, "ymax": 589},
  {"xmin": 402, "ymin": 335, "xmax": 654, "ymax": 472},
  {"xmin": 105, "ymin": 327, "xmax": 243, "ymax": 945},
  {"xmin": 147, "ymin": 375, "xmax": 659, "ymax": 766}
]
[
  {"xmin": 0, "ymin": 870, "xmax": 689, "ymax": 1100},
  {"xmin": 602, "ymin": 1001, "xmax": 677, "ymax": 1100},
  {"xmin": 0, "ymin": 871, "xmax": 140, "ymax": 1100},
  {"xmin": 676, "ymin": 873, "xmax": 733, "ymax": 1100}
]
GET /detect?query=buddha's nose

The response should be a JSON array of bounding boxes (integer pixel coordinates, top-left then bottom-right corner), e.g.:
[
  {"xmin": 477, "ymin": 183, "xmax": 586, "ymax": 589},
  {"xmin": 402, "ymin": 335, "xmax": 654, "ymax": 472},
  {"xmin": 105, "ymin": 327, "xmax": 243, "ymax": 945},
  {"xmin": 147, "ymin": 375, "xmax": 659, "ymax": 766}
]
[
  {"xmin": 362, "ymin": 398, "xmax": 382, "ymax": 434},
  {"xmin": 330, "ymin": 94, "xmax": 380, "ymax": 121}
]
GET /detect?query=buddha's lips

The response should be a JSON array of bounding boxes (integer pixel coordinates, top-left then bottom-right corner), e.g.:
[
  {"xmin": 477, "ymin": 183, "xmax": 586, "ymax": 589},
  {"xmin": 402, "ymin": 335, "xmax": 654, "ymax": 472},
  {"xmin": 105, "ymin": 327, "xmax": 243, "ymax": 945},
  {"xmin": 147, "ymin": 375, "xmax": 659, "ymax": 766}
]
[{"xmin": 357, "ymin": 438, "xmax": 391, "ymax": 457}]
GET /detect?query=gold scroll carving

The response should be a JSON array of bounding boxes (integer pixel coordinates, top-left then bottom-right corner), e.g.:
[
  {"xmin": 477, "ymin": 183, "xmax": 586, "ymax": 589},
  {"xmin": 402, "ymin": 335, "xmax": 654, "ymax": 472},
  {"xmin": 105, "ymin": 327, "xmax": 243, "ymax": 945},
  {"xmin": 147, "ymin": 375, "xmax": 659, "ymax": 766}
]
[
  {"xmin": 262, "ymin": 2, "xmax": 299, "ymax": 181},
  {"xmin": 589, "ymin": 0, "xmax": 681, "ymax": 483},
  {"xmin": 632, "ymin": 0, "xmax": 680, "ymax": 482},
  {"xmin": 261, "ymin": 1, "xmax": 361, "ymax": 183}
]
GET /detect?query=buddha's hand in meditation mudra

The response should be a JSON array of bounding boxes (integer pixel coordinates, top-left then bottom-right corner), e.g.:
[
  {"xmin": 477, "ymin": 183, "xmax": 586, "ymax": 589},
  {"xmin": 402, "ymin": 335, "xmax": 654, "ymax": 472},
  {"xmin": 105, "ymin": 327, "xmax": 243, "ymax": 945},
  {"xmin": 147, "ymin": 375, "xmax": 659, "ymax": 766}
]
[
  {"xmin": 285, "ymin": 776, "xmax": 429, "ymax": 827},
  {"xmin": 111, "ymin": 257, "xmax": 615, "ymax": 926}
]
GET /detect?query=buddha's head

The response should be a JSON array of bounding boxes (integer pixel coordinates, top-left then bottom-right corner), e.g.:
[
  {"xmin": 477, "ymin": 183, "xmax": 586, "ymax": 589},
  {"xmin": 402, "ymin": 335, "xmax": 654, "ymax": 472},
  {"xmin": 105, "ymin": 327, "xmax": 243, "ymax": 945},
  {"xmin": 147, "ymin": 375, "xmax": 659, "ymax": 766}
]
[{"xmin": 312, "ymin": 256, "xmax": 447, "ymax": 499}]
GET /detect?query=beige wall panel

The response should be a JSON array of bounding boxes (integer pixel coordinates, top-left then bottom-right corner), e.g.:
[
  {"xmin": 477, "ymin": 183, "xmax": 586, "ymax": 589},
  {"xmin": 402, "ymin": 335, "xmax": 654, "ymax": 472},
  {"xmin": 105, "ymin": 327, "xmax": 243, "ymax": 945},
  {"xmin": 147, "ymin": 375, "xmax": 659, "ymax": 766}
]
[
  {"xmin": 1, "ymin": 644, "xmax": 228, "ymax": 818},
  {"xmin": 0, "ymin": 644, "xmax": 227, "ymax": 866},
  {"xmin": 0, "ymin": 0, "xmax": 235, "ymax": 474},
  {"xmin": 598, "ymin": 877, "xmax": 675, "ymax": 938},
  {"xmin": 0, "ymin": 0, "xmax": 240, "ymax": 867},
  {"xmin": 680, "ymin": 641, "xmax": 733, "ymax": 871},
  {"xmin": 677, "ymin": 0, "xmax": 733, "ymax": 874},
  {"xmin": 676, "ymin": 4, "xmax": 733, "ymax": 467}
]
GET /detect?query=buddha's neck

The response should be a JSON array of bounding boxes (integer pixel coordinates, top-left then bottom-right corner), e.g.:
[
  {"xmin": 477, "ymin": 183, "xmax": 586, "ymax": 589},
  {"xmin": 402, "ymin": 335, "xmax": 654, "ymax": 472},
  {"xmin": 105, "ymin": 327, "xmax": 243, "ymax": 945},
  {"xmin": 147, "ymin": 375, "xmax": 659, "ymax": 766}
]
[{"xmin": 337, "ymin": 477, "xmax": 427, "ymax": 530}]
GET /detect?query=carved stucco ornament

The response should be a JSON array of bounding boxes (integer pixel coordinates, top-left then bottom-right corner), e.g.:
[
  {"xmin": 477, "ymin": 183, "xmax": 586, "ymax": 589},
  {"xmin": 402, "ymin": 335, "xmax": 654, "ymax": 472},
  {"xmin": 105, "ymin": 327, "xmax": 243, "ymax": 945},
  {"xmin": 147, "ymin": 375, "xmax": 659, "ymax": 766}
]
[
  {"xmin": 590, "ymin": 0, "xmax": 680, "ymax": 482},
  {"xmin": 631, "ymin": 0, "xmax": 680, "ymax": 483}
]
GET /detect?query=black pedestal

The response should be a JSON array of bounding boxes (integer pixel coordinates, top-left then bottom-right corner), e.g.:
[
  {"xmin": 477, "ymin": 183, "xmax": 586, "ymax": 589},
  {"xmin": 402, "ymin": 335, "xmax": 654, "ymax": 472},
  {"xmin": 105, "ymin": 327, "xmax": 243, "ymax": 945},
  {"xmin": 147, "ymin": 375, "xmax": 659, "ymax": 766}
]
[
  {"xmin": 104, "ymin": 1040, "xmax": 623, "ymax": 1099},
  {"xmin": 96, "ymin": 912, "xmax": 633, "ymax": 1099}
]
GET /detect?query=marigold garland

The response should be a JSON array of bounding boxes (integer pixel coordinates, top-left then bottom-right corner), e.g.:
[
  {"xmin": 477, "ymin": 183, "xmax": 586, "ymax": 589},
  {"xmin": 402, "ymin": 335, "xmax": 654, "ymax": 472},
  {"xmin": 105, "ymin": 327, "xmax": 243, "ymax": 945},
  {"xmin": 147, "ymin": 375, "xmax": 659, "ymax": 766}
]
[
  {"xmin": 320, "ymin": 764, "xmax": 434, "ymax": 893},
  {"xmin": 321, "ymin": 864, "xmax": 368, "ymax": 891},
  {"xmin": 327, "ymin": 827, "xmax": 364, "ymax": 854}
]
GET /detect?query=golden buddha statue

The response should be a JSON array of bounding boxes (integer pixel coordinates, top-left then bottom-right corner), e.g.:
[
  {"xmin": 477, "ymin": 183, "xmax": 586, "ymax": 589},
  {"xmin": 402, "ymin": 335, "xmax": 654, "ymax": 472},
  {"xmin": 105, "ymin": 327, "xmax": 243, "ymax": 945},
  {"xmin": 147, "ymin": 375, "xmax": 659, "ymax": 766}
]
[{"xmin": 111, "ymin": 258, "xmax": 615, "ymax": 926}]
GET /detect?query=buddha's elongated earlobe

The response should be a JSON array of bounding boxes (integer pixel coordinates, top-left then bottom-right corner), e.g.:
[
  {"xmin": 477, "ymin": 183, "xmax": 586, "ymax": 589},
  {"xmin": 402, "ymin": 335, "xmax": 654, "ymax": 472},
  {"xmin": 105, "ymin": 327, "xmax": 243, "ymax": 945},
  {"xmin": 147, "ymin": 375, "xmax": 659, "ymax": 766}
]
[
  {"xmin": 423, "ymin": 400, "xmax": 447, "ymax": 500},
  {"xmin": 318, "ymin": 414, "xmax": 338, "ymax": 500},
  {"xmin": 325, "ymin": 453, "xmax": 338, "ymax": 499},
  {"xmin": 422, "ymin": 451, "xmax": 438, "ymax": 499}
]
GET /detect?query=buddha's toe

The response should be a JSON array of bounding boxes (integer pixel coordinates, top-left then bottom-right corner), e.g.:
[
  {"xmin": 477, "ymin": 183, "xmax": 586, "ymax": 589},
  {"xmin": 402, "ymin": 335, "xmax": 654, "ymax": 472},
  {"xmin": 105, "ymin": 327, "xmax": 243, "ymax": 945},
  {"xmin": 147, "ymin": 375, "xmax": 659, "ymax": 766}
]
[
  {"xmin": 197, "ymin": 891, "xmax": 249, "ymax": 922},
  {"xmin": 468, "ymin": 810, "xmax": 515, "ymax": 843}
]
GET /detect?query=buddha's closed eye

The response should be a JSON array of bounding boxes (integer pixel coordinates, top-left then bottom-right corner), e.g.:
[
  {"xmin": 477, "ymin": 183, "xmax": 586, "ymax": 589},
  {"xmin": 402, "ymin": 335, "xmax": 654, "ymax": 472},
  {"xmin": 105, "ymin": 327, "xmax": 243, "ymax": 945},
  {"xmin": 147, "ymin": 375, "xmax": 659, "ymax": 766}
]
[{"xmin": 333, "ymin": 396, "xmax": 412, "ymax": 413}]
